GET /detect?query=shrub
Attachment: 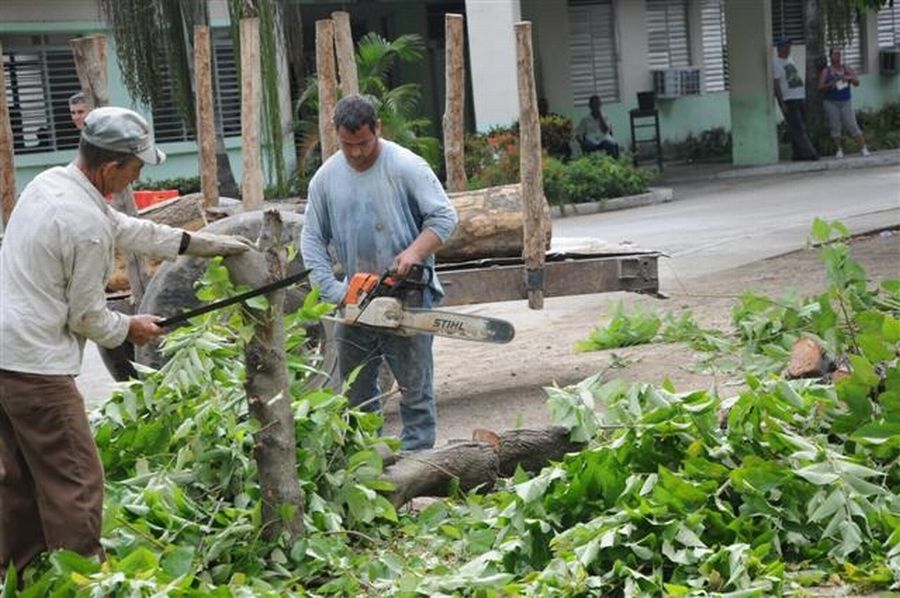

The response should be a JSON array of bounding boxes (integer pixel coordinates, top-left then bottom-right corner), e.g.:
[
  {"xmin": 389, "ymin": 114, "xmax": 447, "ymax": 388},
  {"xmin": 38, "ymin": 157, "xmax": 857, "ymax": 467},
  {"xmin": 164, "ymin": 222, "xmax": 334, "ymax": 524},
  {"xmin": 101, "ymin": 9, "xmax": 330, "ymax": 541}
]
[
  {"xmin": 856, "ymin": 102, "xmax": 900, "ymax": 150},
  {"xmin": 666, "ymin": 127, "xmax": 731, "ymax": 162},
  {"xmin": 134, "ymin": 176, "xmax": 201, "ymax": 195},
  {"xmin": 552, "ymin": 153, "xmax": 652, "ymax": 205},
  {"xmin": 538, "ymin": 114, "xmax": 573, "ymax": 160}
]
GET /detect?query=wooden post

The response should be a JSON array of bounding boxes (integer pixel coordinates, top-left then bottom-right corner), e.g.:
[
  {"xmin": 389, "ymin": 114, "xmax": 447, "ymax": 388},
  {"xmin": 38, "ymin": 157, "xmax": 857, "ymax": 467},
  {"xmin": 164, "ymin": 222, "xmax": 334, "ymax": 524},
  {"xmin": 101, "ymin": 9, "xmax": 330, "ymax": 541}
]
[
  {"xmin": 0, "ymin": 40, "xmax": 17, "ymax": 227},
  {"xmin": 234, "ymin": 210, "xmax": 304, "ymax": 541},
  {"xmin": 70, "ymin": 35, "xmax": 109, "ymax": 108},
  {"xmin": 443, "ymin": 14, "xmax": 467, "ymax": 193},
  {"xmin": 194, "ymin": 25, "xmax": 218, "ymax": 208},
  {"xmin": 70, "ymin": 35, "xmax": 150, "ymax": 303},
  {"xmin": 316, "ymin": 19, "xmax": 339, "ymax": 161},
  {"xmin": 515, "ymin": 22, "xmax": 547, "ymax": 310},
  {"xmin": 240, "ymin": 18, "xmax": 264, "ymax": 211},
  {"xmin": 331, "ymin": 11, "xmax": 358, "ymax": 96}
]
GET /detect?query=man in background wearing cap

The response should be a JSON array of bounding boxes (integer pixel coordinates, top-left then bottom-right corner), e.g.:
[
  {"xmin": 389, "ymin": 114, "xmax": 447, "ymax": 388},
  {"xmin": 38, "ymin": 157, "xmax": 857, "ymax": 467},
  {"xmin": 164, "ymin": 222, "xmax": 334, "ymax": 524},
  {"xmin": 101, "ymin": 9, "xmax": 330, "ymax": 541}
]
[
  {"xmin": 0, "ymin": 106, "xmax": 253, "ymax": 574},
  {"xmin": 773, "ymin": 36, "xmax": 819, "ymax": 161}
]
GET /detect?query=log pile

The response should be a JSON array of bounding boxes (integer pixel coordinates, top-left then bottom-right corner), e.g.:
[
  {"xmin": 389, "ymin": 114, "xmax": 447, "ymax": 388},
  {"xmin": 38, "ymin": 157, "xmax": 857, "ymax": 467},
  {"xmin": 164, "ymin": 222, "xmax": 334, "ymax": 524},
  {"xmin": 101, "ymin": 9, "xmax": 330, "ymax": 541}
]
[
  {"xmin": 380, "ymin": 426, "xmax": 583, "ymax": 507},
  {"xmin": 437, "ymin": 184, "xmax": 552, "ymax": 262}
]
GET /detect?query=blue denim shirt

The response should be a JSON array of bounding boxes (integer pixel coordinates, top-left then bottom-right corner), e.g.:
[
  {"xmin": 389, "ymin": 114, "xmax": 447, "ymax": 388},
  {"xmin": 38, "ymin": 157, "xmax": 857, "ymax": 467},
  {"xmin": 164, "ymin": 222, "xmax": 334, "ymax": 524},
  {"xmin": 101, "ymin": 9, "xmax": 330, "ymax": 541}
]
[{"xmin": 300, "ymin": 139, "xmax": 458, "ymax": 304}]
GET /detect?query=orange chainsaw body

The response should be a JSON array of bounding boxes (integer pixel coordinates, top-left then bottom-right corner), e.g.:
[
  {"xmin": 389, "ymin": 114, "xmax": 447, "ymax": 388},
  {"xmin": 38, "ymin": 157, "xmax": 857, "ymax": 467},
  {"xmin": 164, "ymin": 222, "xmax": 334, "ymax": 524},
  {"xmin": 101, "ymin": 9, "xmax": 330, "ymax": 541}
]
[{"xmin": 345, "ymin": 272, "xmax": 400, "ymax": 305}]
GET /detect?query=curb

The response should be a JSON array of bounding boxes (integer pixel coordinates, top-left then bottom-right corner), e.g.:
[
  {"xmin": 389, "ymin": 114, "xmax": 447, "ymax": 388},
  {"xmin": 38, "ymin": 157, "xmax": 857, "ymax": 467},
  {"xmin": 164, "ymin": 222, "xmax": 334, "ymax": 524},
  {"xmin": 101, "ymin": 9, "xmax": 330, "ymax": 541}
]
[
  {"xmin": 660, "ymin": 151, "xmax": 900, "ymax": 185},
  {"xmin": 550, "ymin": 187, "xmax": 674, "ymax": 218}
]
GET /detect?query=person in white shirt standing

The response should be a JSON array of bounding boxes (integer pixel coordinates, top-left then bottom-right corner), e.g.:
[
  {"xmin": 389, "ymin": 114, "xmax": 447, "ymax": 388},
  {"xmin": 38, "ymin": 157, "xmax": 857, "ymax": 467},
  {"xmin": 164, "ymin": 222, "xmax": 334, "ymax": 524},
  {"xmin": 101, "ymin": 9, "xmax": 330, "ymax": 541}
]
[
  {"xmin": 0, "ymin": 107, "xmax": 253, "ymax": 575},
  {"xmin": 772, "ymin": 36, "xmax": 819, "ymax": 161}
]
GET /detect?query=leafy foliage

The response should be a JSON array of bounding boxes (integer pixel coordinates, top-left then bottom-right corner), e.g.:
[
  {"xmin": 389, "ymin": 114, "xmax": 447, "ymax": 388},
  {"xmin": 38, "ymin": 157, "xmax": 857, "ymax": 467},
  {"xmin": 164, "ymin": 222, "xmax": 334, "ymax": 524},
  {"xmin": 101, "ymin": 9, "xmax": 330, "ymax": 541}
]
[
  {"xmin": 295, "ymin": 32, "xmax": 441, "ymax": 187},
  {"xmin": 9, "ymin": 221, "xmax": 900, "ymax": 596}
]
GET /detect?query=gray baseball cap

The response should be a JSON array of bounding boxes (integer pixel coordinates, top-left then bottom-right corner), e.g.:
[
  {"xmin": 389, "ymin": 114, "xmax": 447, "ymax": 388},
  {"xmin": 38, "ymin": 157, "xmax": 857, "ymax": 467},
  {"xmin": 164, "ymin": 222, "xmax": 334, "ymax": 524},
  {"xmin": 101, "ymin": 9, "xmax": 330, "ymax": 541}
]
[{"xmin": 81, "ymin": 106, "xmax": 166, "ymax": 165}]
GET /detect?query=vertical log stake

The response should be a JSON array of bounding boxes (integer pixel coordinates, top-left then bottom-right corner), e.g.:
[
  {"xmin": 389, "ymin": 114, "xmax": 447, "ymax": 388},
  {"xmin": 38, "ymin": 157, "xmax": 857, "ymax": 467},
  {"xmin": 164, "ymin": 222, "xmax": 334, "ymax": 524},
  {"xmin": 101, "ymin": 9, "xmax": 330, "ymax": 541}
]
[
  {"xmin": 194, "ymin": 25, "xmax": 219, "ymax": 208},
  {"xmin": 443, "ymin": 14, "xmax": 467, "ymax": 193},
  {"xmin": 240, "ymin": 17, "xmax": 264, "ymax": 211},
  {"xmin": 515, "ymin": 22, "xmax": 547, "ymax": 310},
  {"xmin": 316, "ymin": 19, "xmax": 339, "ymax": 161},
  {"xmin": 331, "ymin": 11, "xmax": 359, "ymax": 96},
  {"xmin": 70, "ymin": 35, "xmax": 149, "ymax": 303},
  {"xmin": 0, "ymin": 40, "xmax": 17, "ymax": 227}
]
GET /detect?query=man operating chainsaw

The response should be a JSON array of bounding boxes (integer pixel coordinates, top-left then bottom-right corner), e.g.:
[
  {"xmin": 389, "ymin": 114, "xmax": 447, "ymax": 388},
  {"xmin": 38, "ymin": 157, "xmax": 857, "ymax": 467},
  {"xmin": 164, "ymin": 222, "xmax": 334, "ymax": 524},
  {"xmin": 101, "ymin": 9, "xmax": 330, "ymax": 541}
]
[
  {"xmin": 301, "ymin": 94, "xmax": 458, "ymax": 450},
  {"xmin": 0, "ymin": 107, "xmax": 254, "ymax": 575}
]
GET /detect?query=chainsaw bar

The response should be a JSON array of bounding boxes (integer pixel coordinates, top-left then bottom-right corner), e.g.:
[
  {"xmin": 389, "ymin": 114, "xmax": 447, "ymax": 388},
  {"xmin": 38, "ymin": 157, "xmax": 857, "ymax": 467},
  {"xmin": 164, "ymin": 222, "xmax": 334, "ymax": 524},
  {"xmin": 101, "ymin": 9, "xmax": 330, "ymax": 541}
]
[
  {"xmin": 335, "ymin": 297, "xmax": 515, "ymax": 344},
  {"xmin": 399, "ymin": 308, "xmax": 515, "ymax": 343}
]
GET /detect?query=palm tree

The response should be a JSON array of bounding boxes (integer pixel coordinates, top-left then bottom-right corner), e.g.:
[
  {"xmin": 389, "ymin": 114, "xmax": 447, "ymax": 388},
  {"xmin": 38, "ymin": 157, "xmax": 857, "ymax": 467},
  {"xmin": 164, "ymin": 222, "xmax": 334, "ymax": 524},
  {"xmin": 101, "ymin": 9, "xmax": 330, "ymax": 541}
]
[{"xmin": 295, "ymin": 32, "xmax": 441, "ymax": 185}]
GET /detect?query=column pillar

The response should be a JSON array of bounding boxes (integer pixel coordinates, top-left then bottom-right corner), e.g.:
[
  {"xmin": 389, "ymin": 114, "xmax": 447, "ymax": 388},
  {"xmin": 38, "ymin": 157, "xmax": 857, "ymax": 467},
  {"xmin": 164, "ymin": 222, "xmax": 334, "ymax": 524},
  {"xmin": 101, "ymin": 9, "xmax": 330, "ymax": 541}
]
[
  {"xmin": 465, "ymin": 0, "xmax": 521, "ymax": 131},
  {"xmin": 725, "ymin": 0, "xmax": 779, "ymax": 165}
]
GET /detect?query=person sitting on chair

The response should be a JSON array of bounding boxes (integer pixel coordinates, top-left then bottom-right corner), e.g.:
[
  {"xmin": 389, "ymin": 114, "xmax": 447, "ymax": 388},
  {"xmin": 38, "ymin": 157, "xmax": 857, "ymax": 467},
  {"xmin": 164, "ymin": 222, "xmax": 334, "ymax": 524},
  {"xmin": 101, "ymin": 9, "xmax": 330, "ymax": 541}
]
[{"xmin": 575, "ymin": 95, "xmax": 620, "ymax": 159}]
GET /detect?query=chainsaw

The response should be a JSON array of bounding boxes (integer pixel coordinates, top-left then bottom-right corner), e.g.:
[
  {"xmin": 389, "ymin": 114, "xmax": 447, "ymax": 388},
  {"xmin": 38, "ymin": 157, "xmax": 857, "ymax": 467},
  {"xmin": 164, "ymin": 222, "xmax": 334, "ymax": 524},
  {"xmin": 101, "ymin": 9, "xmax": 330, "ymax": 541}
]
[{"xmin": 336, "ymin": 265, "xmax": 515, "ymax": 344}]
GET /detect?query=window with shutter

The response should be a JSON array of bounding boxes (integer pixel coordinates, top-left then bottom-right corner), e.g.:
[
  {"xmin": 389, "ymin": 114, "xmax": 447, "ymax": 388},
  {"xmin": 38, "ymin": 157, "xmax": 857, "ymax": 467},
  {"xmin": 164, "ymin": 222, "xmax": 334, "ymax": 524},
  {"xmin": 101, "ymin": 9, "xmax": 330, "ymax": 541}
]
[
  {"xmin": 151, "ymin": 61, "xmax": 194, "ymax": 143},
  {"xmin": 877, "ymin": 5, "xmax": 900, "ymax": 48},
  {"xmin": 771, "ymin": 0, "xmax": 805, "ymax": 44},
  {"xmin": 2, "ymin": 34, "xmax": 83, "ymax": 155},
  {"xmin": 646, "ymin": 0, "xmax": 691, "ymax": 69},
  {"xmin": 700, "ymin": 0, "xmax": 728, "ymax": 92},
  {"xmin": 827, "ymin": 20, "xmax": 863, "ymax": 72},
  {"xmin": 568, "ymin": 0, "xmax": 619, "ymax": 105}
]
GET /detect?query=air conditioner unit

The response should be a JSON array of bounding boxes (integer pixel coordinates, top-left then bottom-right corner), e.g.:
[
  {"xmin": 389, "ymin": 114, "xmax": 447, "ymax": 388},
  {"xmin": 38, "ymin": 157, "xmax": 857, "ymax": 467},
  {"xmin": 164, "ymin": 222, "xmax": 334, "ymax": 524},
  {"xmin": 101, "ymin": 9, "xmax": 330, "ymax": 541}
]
[
  {"xmin": 880, "ymin": 47, "xmax": 899, "ymax": 75},
  {"xmin": 652, "ymin": 67, "xmax": 702, "ymax": 99}
]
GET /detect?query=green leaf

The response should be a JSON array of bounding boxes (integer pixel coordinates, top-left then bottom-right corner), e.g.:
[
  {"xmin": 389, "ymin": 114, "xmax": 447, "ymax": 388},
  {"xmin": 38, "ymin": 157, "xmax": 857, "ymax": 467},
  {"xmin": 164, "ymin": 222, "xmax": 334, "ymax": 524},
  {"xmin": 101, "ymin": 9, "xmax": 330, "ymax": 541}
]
[
  {"xmin": 811, "ymin": 218, "xmax": 831, "ymax": 243},
  {"xmin": 160, "ymin": 545, "xmax": 195, "ymax": 578},
  {"xmin": 795, "ymin": 462, "xmax": 839, "ymax": 485},
  {"xmin": 49, "ymin": 550, "xmax": 101, "ymax": 576},
  {"xmin": 245, "ymin": 295, "xmax": 269, "ymax": 311}
]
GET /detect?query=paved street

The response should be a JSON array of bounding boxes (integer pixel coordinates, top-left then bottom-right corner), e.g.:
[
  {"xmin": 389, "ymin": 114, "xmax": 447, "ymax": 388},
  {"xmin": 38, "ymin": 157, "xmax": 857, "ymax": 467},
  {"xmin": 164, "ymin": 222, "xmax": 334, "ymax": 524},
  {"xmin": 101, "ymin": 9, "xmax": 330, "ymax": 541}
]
[{"xmin": 77, "ymin": 164, "xmax": 900, "ymax": 405}]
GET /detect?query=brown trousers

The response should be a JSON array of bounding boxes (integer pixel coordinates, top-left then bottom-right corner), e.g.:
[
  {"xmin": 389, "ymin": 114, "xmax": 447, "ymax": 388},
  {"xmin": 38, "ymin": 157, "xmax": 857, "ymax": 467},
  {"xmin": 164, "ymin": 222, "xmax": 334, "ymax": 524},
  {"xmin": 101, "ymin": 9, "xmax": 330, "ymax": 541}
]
[{"xmin": 0, "ymin": 370, "xmax": 104, "ymax": 574}]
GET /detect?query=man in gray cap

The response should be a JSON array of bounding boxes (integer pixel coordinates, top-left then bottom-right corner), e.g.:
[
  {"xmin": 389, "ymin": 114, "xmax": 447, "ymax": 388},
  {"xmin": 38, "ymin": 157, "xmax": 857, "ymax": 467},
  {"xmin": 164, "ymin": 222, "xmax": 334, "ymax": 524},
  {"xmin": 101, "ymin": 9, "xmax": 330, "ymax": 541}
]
[{"xmin": 0, "ymin": 106, "xmax": 252, "ymax": 574}]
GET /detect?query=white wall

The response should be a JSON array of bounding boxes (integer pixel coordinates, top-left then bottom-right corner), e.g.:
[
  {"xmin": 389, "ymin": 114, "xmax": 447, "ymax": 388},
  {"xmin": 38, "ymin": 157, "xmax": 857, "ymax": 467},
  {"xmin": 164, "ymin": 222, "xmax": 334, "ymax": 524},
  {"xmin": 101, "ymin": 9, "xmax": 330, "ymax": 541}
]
[{"xmin": 465, "ymin": 0, "xmax": 521, "ymax": 131}]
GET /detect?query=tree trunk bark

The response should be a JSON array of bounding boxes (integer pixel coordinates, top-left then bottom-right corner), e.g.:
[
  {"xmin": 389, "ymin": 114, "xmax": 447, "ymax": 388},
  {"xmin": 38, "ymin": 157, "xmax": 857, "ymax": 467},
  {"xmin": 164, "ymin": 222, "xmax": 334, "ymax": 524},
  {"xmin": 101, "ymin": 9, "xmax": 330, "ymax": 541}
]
[
  {"xmin": 443, "ymin": 14, "xmax": 467, "ymax": 193},
  {"xmin": 70, "ymin": 35, "xmax": 150, "ymax": 304},
  {"xmin": 331, "ymin": 11, "xmax": 358, "ymax": 96},
  {"xmin": 316, "ymin": 19, "xmax": 339, "ymax": 160},
  {"xmin": 804, "ymin": 0, "xmax": 827, "ymax": 154},
  {"xmin": 381, "ymin": 426, "xmax": 583, "ymax": 507},
  {"xmin": 231, "ymin": 209, "xmax": 304, "ymax": 541},
  {"xmin": 515, "ymin": 22, "xmax": 547, "ymax": 310},
  {"xmin": 240, "ymin": 17, "xmax": 264, "ymax": 211},
  {"xmin": 194, "ymin": 25, "xmax": 219, "ymax": 208},
  {"xmin": 437, "ymin": 183, "xmax": 551, "ymax": 262},
  {"xmin": 0, "ymin": 40, "xmax": 16, "ymax": 228}
]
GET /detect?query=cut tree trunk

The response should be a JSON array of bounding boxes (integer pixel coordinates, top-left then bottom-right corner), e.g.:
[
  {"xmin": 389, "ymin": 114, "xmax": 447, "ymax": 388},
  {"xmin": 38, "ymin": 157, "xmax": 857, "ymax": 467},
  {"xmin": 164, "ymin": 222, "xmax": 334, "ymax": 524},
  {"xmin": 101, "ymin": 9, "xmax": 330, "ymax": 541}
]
[
  {"xmin": 381, "ymin": 426, "xmax": 583, "ymax": 507},
  {"xmin": 443, "ymin": 14, "xmax": 467, "ymax": 193},
  {"xmin": 786, "ymin": 337, "xmax": 835, "ymax": 379},
  {"xmin": 240, "ymin": 17, "xmax": 263, "ymax": 211},
  {"xmin": 437, "ymin": 184, "xmax": 552, "ymax": 262},
  {"xmin": 230, "ymin": 209, "xmax": 304, "ymax": 541},
  {"xmin": 0, "ymin": 40, "xmax": 16, "ymax": 227},
  {"xmin": 316, "ymin": 19, "xmax": 338, "ymax": 161}
]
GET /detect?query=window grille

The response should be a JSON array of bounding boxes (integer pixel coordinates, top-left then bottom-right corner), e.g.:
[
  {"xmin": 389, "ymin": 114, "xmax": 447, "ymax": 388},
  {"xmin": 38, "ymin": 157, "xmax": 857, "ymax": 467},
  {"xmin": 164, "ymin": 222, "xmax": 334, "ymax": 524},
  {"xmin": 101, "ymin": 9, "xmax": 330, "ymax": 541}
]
[
  {"xmin": 829, "ymin": 20, "xmax": 864, "ymax": 72},
  {"xmin": 700, "ymin": 0, "xmax": 729, "ymax": 92},
  {"xmin": 646, "ymin": 0, "xmax": 691, "ymax": 70},
  {"xmin": 772, "ymin": 0, "xmax": 805, "ymax": 44},
  {"xmin": 151, "ymin": 28, "xmax": 241, "ymax": 142},
  {"xmin": 2, "ymin": 34, "xmax": 83, "ymax": 155},
  {"xmin": 568, "ymin": 0, "xmax": 619, "ymax": 105},
  {"xmin": 877, "ymin": 5, "xmax": 900, "ymax": 48}
]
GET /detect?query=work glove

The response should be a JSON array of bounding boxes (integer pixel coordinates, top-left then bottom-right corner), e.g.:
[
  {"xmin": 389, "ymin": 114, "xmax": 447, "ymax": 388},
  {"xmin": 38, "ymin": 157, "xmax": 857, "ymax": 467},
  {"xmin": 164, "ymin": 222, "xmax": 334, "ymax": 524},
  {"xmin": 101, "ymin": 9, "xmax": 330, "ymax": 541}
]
[{"xmin": 185, "ymin": 231, "xmax": 256, "ymax": 257}]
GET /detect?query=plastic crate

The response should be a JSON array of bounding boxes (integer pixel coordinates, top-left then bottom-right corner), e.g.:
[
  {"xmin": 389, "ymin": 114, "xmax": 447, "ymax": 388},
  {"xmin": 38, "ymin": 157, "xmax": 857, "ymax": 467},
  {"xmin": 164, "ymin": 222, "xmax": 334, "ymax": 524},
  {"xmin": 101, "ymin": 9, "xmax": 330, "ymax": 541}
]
[{"xmin": 132, "ymin": 189, "xmax": 179, "ymax": 210}]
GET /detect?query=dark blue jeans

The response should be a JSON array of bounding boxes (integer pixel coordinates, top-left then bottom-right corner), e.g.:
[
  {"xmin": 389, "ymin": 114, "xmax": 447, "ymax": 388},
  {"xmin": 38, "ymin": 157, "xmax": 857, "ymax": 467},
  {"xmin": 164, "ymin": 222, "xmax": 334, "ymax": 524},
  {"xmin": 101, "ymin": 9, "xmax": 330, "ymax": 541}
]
[{"xmin": 336, "ymin": 290, "xmax": 436, "ymax": 450}]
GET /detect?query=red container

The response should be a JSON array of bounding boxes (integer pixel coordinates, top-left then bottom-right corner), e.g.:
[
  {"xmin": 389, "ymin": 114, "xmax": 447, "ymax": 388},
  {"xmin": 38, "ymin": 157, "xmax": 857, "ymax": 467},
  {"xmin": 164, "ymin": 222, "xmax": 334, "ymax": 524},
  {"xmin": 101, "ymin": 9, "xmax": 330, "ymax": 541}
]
[{"xmin": 132, "ymin": 189, "xmax": 179, "ymax": 210}]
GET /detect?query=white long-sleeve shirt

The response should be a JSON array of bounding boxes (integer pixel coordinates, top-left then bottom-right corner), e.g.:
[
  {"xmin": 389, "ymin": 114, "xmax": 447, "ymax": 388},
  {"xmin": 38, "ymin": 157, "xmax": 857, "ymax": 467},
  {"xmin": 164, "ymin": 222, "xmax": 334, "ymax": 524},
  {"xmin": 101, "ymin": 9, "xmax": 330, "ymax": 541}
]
[{"xmin": 0, "ymin": 164, "xmax": 183, "ymax": 375}]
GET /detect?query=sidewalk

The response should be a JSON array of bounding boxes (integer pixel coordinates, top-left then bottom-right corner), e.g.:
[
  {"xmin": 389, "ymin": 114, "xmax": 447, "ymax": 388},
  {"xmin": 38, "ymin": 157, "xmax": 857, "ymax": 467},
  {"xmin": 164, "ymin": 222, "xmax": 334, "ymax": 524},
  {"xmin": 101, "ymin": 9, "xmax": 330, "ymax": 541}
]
[{"xmin": 656, "ymin": 148, "xmax": 900, "ymax": 186}]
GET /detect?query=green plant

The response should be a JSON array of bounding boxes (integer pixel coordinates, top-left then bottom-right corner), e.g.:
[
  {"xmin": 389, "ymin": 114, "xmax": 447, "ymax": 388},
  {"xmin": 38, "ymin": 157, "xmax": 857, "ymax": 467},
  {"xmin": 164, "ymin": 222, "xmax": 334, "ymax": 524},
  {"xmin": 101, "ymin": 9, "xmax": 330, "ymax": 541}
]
[
  {"xmin": 558, "ymin": 152, "xmax": 652, "ymax": 204},
  {"xmin": 576, "ymin": 302, "xmax": 662, "ymax": 352},
  {"xmin": 667, "ymin": 127, "xmax": 732, "ymax": 163},
  {"xmin": 133, "ymin": 176, "xmax": 201, "ymax": 195},
  {"xmin": 539, "ymin": 114, "xmax": 573, "ymax": 160},
  {"xmin": 295, "ymin": 32, "xmax": 441, "ymax": 186},
  {"xmin": 464, "ymin": 127, "xmax": 519, "ymax": 190}
]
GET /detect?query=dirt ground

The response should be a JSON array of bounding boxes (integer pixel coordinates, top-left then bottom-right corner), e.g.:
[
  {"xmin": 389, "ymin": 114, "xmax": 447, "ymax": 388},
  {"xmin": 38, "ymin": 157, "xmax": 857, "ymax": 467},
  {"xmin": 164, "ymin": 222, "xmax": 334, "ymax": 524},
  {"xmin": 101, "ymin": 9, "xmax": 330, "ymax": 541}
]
[{"xmin": 381, "ymin": 229, "xmax": 900, "ymax": 444}]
